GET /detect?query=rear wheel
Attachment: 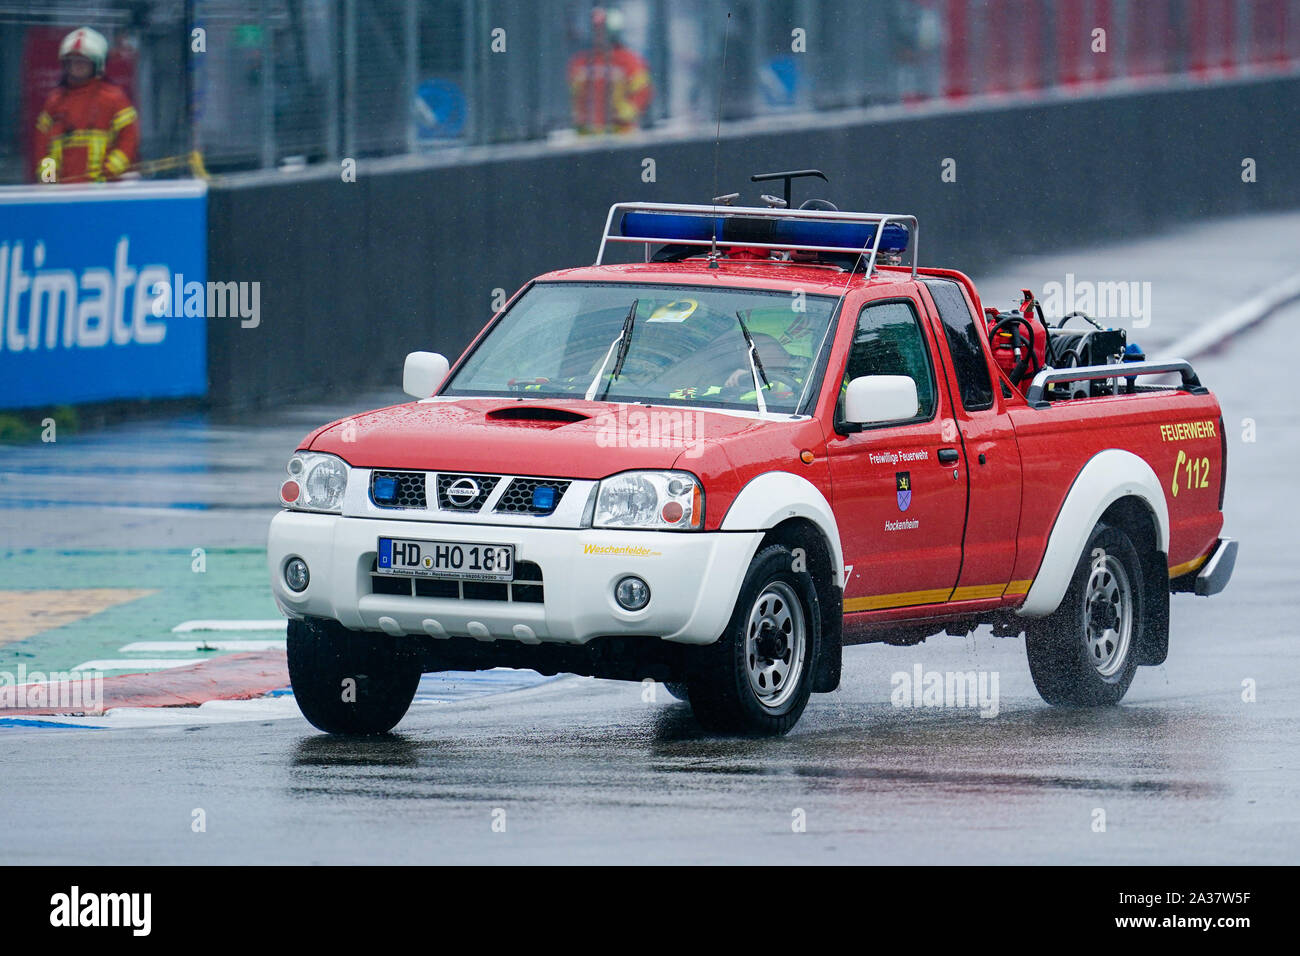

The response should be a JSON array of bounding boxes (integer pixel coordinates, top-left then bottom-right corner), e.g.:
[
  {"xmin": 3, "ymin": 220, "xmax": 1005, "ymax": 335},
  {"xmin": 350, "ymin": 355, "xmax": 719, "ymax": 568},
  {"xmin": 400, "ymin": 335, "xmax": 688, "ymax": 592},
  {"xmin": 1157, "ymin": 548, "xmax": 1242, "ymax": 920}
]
[
  {"xmin": 287, "ymin": 618, "xmax": 422, "ymax": 735},
  {"xmin": 687, "ymin": 544, "xmax": 819, "ymax": 735},
  {"xmin": 1026, "ymin": 523, "xmax": 1144, "ymax": 706}
]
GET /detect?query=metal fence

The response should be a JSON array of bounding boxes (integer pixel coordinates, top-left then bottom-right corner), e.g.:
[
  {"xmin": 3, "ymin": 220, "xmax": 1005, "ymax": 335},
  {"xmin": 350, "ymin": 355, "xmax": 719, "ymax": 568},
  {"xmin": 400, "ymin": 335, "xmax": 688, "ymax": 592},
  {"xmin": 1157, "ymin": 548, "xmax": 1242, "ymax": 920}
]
[{"xmin": 3, "ymin": 0, "xmax": 1299, "ymax": 184}]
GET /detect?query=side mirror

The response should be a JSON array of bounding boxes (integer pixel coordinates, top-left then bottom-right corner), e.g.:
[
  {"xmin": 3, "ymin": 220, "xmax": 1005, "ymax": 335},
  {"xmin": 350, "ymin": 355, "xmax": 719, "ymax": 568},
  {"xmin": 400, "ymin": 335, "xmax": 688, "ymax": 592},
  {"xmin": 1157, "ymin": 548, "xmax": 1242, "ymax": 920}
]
[
  {"xmin": 844, "ymin": 374, "xmax": 919, "ymax": 425},
  {"xmin": 403, "ymin": 351, "xmax": 449, "ymax": 399}
]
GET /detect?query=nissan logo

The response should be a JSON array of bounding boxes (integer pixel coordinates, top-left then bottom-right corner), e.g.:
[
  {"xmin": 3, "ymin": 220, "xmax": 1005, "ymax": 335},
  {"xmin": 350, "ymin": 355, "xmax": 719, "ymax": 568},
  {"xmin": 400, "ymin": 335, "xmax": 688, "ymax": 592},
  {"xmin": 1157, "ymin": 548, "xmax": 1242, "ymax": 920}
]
[{"xmin": 446, "ymin": 477, "xmax": 480, "ymax": 507}]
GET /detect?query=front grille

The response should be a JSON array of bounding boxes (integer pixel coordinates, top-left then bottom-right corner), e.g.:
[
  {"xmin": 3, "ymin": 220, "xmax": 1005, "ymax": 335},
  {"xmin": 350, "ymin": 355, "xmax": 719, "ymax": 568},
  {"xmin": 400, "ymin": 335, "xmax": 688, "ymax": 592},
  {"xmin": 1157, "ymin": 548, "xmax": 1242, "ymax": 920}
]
[
  {"xmin": 495, "ymin": 478, "xmax": 572, "ymax": 514},
  {"xmin": 371, "ymin": 471, "xmax": 426, "ymax": 509},
  {"xmin": 368, "ymin": 559, "xmax": 545, "ymax": 605},
  {"xmin": 368, "ymin": 469, "xmax": 575, "ymax": 516},
  {"xmin": 436, "ymin": 473, "xmax": 500, "ymax": 511}
]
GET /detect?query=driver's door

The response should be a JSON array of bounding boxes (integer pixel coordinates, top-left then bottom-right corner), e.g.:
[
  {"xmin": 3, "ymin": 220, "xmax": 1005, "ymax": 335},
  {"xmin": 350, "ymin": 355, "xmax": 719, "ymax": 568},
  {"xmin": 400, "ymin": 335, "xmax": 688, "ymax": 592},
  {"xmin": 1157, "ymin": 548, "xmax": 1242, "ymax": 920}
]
[{"xmin": 825, "ymin": 296, "xmax": 968, "ymax": 612}]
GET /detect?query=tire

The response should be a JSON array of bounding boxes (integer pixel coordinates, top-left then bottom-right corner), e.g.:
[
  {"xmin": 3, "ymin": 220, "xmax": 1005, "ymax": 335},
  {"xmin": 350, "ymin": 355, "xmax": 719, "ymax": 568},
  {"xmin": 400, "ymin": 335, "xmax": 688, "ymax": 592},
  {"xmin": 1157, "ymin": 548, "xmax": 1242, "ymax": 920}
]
[
  {"xmin": 662, "ymin": 682, "xmax": 691, "ymax": 702},
  {"xmin": 687, "ymin": 543, "xmax": 820, "ymax": 735},
  {"xmin": 1026, "ymin": 522, "xmax": 1144, "ymax": 706},
  {"xmin": 287, "ymin": 618, "xmax": 423, "ymax": 735}
]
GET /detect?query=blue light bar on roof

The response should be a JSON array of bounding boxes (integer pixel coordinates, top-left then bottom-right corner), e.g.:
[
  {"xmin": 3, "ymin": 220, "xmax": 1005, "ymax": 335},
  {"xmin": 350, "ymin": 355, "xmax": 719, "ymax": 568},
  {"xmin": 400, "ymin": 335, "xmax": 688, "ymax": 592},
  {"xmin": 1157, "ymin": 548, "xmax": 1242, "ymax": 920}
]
[{"xmin": 619, "ymin": 211, "xmax": 909, "ymax": 255}]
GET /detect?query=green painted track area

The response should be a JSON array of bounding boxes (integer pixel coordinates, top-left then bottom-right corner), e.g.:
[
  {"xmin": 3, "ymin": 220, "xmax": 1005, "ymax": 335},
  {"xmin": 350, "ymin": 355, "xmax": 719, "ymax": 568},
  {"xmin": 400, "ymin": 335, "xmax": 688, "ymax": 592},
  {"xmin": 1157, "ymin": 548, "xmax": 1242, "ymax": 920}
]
[{"xmin": 0, "ymin": 548, "xmax": 280, "ymax": 674}]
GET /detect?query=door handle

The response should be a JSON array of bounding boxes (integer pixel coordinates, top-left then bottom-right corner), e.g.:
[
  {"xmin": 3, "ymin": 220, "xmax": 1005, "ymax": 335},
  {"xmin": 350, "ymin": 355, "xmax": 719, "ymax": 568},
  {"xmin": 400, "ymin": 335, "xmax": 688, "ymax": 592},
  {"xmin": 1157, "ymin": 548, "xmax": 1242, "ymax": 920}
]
[{"xmin": 938, "ymin": 447, "xmax": 960, "ymax": 464}]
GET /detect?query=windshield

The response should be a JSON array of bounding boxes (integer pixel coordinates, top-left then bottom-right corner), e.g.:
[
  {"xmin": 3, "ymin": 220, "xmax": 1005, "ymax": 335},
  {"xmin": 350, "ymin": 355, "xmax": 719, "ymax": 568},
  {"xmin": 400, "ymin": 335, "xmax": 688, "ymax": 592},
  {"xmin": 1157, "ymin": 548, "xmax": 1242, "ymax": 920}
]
[{"xmin": 444, "ymin": 282, "xmax": 839, "ymax": 414}]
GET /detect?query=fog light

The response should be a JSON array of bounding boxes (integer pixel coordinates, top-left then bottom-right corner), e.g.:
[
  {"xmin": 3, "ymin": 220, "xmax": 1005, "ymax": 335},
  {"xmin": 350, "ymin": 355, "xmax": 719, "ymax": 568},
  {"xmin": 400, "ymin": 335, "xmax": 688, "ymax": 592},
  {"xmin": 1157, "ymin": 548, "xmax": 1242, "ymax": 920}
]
[
  {"xmin": 284, "ymin": 557, "xmax": 310, "ymax": 592},
  {"xmin": 614, "ymin": 575, "xmax": 650, "ymax": 611}
]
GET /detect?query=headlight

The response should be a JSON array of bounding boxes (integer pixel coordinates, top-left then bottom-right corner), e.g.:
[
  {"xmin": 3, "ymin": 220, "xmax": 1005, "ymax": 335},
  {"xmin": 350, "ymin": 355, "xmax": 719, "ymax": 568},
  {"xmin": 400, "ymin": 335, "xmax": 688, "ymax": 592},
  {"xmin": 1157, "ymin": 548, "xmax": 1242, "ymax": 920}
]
[
  {"xmin": 280, "ymin": 452, "xmax": 348, "ymax": 513},
  {"xmin": 592, "ymin": 471, "xmax": 703, "ymax": 530}
]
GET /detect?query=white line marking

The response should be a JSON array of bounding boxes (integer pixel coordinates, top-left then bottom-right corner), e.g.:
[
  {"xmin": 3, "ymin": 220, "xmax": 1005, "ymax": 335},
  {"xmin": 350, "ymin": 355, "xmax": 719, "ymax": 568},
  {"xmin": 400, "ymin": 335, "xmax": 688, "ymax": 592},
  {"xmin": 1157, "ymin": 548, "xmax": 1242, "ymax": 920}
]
[
  {"xmin": 0, "ymin": 181, "xmax": 208, "ymax": 203},
  {"xmin": 5, "ymin": 672, "xmax": 572, "ymax": 730},
  {"xmin": 120, "ymin": 640, "xmax": 286, "ymax": 652},
  {"xmin": 1156, "ymin": 271, "xmax": 1300, "ymax": 362},
  {"xmin": 6, "ymin": 695, "xmax": 304, "ymax": 729},
  {"xmin": 73, "ymin": 659, "xmax": 204, "ymax": 672},
  {"xmin": 172, "ymin": 619, "xmax": 288, "ymax": 633}
]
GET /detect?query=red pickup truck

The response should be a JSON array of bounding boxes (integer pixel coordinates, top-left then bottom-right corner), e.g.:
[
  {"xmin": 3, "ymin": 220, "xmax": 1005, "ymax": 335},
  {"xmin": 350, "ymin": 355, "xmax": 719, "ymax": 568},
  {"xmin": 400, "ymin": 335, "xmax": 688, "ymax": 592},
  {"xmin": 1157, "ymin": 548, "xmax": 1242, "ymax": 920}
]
[{"xmin": 267, "ymin": 186, "xmax": 1236, "ymax": 736}]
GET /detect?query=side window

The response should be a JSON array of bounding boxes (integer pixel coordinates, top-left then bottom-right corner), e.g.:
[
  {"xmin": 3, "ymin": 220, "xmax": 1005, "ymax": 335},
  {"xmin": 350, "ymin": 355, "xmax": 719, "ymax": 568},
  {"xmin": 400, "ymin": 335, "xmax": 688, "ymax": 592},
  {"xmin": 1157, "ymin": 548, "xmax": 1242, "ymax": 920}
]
[
  {"xmin": 924, "ymin": 278, "xmax": 995, "ymax": 411},
  {"xmin": 839, "ymin": 299, "xmax": 937, "ymax": 422}
]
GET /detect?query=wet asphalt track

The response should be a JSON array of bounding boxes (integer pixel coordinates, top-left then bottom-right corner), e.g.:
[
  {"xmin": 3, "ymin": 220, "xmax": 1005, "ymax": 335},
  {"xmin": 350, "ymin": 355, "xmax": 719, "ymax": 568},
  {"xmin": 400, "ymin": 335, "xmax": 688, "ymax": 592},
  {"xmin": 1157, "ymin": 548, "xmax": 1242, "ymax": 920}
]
[{"xmin": 1, "ymin": 214, "xmax": 1298, "ymax": 864}]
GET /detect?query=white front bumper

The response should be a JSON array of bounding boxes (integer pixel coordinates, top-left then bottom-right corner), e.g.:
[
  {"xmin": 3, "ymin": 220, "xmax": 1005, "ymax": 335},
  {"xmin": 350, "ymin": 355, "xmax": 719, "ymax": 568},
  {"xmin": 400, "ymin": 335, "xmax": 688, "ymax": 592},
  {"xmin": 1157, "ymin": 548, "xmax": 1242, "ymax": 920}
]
[{"xmin": 267, "ymin": 511, "xmax": 762, "ymax": 645}]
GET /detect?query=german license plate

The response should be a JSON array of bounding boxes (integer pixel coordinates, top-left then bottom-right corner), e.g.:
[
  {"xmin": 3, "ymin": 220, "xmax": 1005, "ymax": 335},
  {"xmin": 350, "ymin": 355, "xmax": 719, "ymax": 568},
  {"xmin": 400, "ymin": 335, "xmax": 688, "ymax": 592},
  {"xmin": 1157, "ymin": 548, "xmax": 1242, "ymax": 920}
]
[{"xmin": 376, "ymin": 537, "xmax": 514, "ymax": 582}]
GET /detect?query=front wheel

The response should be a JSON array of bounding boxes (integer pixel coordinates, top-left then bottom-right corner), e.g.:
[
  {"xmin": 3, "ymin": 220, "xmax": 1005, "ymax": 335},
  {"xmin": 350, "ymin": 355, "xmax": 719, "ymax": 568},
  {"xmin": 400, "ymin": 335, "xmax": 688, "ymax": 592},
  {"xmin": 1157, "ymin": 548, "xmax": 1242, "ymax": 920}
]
[
  {"xmin": 662, "ymin": 682, "xmax": 691, "ymax": 702},
  {"xmin": 287, "ymin": 618, "xmax": 423, "ymax": 735},
  {"xmin": 1026, "ymin": 523, "xmax": 1144, "ymax": 706},
  {"xmin": 687, "ymin": 543, "xmax": 820, "ymax": 735}
]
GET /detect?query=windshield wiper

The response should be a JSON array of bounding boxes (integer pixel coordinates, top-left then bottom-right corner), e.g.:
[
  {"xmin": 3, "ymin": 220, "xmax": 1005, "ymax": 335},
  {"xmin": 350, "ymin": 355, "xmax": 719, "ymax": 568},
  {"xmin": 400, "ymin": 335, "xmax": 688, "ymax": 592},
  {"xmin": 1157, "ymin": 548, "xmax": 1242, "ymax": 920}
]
[
  {"xmin": 586, "ymin": 299, "xmax": 639, "ymax": 401},
  {"xmin": 736, "ymin": 310, "xmax": 770, "ymax": 414}
]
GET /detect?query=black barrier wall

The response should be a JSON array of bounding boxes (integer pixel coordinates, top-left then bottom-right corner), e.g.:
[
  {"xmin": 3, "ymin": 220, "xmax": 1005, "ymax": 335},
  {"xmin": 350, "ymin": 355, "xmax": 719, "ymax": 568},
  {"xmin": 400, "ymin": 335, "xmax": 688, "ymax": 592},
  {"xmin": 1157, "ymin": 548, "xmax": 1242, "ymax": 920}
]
[{"xmin": 207, "ymin": 76, "xmax": 1300, "ymax": 409}]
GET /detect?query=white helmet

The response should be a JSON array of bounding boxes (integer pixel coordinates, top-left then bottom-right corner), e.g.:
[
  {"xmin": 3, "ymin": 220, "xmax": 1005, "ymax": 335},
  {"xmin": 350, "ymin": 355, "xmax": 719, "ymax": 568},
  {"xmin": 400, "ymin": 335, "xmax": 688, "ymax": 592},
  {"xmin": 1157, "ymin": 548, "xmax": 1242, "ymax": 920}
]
[
  {"xmin": 605, "ymin": 8, "xmax": 626, "ymax": 43},
  {"xmin": 59, "ymin": 27, "xmax": 108, "ymax": 74}
]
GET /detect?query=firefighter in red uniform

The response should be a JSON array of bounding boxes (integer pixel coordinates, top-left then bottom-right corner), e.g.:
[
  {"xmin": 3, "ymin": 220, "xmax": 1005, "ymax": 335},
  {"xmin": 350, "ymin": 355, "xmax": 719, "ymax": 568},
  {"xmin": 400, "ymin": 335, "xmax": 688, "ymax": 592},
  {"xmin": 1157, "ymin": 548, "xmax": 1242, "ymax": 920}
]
[
  {"xmin": 568, "ymin": 7, "xmax": 653, "ymax": 134},
  {"xmin": 33, "ymin": 27, "xmax": 139, "ymax": 184}
]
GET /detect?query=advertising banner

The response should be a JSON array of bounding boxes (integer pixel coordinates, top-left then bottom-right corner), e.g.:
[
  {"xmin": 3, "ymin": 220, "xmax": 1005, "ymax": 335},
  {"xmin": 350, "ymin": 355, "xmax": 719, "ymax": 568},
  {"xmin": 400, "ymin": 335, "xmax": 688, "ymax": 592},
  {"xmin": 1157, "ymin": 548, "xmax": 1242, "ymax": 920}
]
[{"xmin": 0, "ymin": 182, "xmax": 207, "ymax": 409}]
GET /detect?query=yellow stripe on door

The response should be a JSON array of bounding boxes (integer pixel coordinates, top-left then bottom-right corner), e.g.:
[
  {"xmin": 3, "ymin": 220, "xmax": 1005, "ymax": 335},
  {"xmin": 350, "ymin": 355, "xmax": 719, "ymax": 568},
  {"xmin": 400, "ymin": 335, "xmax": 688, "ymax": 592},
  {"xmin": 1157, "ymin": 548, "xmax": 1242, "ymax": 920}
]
[
  {"xmin": 950, "ymin": 583, "xmax": 1008, "ymax": 601},
  {"xmin": 843, "ymin": 588, "xmax": 954, "ymax": 612},
  {"xmin": 844, "ymin": 551, "xmax": 1215, "ymax": 611},
  {"xmin": 842, "ymin": 579, "xmax": 1036, "ymax": 612}
]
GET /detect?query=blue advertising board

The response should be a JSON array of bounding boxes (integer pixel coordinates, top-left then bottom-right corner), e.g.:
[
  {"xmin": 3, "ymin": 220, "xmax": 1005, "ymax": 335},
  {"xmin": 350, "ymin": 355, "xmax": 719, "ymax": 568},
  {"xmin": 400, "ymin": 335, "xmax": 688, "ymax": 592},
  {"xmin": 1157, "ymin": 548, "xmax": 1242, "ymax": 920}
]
[{"xmin": 0, "ymin": 182, "xmax": 207, "ymax": 409}]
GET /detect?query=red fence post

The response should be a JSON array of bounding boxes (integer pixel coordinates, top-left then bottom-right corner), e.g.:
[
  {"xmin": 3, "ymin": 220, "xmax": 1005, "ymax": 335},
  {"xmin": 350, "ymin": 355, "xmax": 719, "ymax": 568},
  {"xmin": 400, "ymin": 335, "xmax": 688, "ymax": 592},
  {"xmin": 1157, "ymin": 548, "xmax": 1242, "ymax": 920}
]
[
  {"xmin": 1217, "ymin": 0, "xmax": 1237, "ymax": 72},
  {"xmin": 943, "ymin": 0, "xmax": 970, "ymax": 99},
  {"xmin": 1020, "ymin": 0, "xmax": 1044, "ymax": 90},
  {"xmin": 1191, "ymin": 0, "xmax": 1237, "ymax": 75},
  {"xmin": 1188, "ymin": 0, "xmax": 1210, "ymax": 75},
  {"xmin": 986, "ymin": 0, "xmax": 1012, "ymax": 93},
  {"xmin": 1251, "ymin": 0, "xmax": 1290, "ymax": 67},
  {"xmin": 1093, "ymin": 0, "xmax": 1113, "ymax": 81},
  {"xmin": 1127, "ymin": 0, "xmax": 1173, "ymax": 78},
  {"xmin": 1057, "ymin": 0, "xmax": 1086, "ymax": 85}
]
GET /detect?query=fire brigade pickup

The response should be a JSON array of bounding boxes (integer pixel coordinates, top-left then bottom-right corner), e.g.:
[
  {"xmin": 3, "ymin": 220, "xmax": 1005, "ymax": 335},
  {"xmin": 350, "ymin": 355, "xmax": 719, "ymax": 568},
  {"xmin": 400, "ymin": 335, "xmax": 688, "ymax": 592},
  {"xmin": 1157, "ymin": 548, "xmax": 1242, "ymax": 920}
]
[{"xmin": 268, "ymin": 174, "xmax": 1236, "ymax": 736}]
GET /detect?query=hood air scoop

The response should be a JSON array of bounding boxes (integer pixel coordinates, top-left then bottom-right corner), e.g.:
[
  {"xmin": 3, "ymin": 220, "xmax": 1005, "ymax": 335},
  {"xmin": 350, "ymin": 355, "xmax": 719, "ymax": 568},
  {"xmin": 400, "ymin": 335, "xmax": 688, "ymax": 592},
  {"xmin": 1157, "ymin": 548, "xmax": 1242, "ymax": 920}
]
[{"xmin": 485, "ymin": 405, "xmax": 591, "ymax": 428}]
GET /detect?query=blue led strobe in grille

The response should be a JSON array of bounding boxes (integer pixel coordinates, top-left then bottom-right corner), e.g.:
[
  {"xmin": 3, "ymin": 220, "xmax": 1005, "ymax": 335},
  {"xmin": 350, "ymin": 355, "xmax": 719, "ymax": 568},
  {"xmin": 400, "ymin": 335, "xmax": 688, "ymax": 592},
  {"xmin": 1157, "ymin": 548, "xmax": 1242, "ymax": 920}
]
[
  {"xmin": 371, "ymin": 471, "xmax": 427, "ymax": 508},
  {"xmin": 495, "ymin": 478, "xmax": 570, "ymax": 514}
]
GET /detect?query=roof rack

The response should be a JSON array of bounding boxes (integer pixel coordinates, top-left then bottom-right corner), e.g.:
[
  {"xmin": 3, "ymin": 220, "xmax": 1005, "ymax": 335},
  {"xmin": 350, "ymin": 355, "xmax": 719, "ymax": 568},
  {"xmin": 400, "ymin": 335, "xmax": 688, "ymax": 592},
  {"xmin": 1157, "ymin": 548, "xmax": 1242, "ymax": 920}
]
[
  {"xmin": 596, "ymin": 201, "xmax": 919, "ymax": 279},
  {"xmin": 1023, "ymin": 359, "xmax": 1207, "ymax": 408}
]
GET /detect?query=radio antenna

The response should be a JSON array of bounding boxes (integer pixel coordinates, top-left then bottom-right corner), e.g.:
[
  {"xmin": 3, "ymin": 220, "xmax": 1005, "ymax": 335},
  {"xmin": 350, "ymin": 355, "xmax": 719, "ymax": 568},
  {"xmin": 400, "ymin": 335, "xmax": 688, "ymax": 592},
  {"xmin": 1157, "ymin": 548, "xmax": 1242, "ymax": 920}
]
[{"xmin": 709, "ymin": 11, "xmax": 732, "ymax": 266}]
